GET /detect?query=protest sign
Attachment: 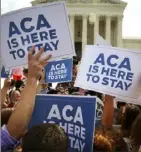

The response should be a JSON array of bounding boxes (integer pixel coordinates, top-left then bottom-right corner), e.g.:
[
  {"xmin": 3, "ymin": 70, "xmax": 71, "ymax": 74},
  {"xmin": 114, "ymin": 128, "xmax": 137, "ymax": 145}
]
[
  {"xmin": 29, "ymin": 95, "xmax": 96, "ymax": 152},
  {"xmin": 1, "ymin": 2, "xmax": 75, "ymax": 69},
  {"xmin": 45, "ymin": 58, "xmax": 72, "ymax": 83},
  {"xmin": 96, "ymin": 33, "xmax": 111, "ymax": 46},
  {"xmin": 116, "ymin": 96, "xmax": 141, "ymax": 105},
  {"xmin": 75, "ymin": 45, "xmax": 141, "ymax": 100},
  {"xmin": 95, "ymin": 97, "xmax": 104, "ymax": 128},
  {"xmin": 1, "ymin": 66, "xmax": 11, "ymax": 78}
]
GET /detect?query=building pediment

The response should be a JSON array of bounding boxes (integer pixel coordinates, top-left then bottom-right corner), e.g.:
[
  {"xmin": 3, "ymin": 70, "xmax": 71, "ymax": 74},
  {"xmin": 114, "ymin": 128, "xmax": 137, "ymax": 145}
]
[
  {"xmin": 97, "ymin": 0, "xmax": 126, "ymax": 4},
  {"xmin": 32, "ymin": 0, "xmax": 127, "ymax": 5}
]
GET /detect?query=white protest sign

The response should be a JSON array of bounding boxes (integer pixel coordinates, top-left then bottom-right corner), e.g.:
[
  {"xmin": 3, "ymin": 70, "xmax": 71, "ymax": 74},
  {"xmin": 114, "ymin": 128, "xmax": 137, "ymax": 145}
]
[
  {"xmin": 1, "ymin": 2, "xmax": 75, "ymax": 69},
  {"xmin": 75, "ymin": 45, "xmax": 141, "ymax": 100},
  {"xmin": 96, "ymin": 34, "xmax": 111, "ymax": 46},
  {"xmin": 116, "ymin": 96, "xmax": 141, "ymax": 105}
]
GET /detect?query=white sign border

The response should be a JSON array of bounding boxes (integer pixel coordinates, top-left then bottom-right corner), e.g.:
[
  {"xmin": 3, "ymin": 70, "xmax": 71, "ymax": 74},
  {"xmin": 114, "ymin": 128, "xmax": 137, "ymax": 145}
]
[
  {"xmin": 1, "ymin": 2, "xmax": 75, "ymax": 69},
  {"xmin": 75, "ymin": 45, "xmax": 141, "ymax": 101}
]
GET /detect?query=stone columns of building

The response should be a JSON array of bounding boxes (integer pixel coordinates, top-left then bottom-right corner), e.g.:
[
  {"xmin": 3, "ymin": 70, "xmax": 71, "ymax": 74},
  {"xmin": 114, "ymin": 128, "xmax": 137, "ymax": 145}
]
[
  {"xmin": 117, "ymin": 15, "xmax": 123, "ymax": 47},
  {"xmin": 82, "ymin": 14, "xmax": 88, "ymax": 53},
  {"xmin": 69, "ymin": 14, "xmax": 75, "ymax": 42},
  {"xmin": 106, "ymin": 15, "xmax": 111, "ymax": 43},
  {"xmin": 93, "ymin": 15, "xmax": 99, "ymax": 44}
]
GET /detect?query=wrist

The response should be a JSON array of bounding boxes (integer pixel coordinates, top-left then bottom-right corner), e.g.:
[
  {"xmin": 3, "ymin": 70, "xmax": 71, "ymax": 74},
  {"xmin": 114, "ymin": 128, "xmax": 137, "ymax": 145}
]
[{"xmin": 27, "ymin": 77, "xmax": 38, "ymax": 85}]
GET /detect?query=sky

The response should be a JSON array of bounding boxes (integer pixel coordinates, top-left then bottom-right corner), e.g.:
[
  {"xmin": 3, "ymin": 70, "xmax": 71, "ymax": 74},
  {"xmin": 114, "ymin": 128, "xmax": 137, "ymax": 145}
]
[{"xmin": 1, "ymin": 0, "xmax": 141, "ymax": 38}]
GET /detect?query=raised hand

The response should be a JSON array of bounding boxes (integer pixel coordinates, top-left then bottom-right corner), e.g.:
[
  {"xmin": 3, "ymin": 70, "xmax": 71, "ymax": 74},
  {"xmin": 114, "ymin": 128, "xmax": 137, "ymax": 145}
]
[{"xmin": 28, "ymin": 46, "xmax": 52, "ymax": 81}]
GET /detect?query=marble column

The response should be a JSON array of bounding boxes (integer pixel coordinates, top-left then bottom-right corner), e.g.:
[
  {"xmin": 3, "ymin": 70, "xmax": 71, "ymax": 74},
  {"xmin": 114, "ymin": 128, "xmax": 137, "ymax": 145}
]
[
  {"xmin": 106, "ymin": 15, "xmax": 111, "ymax": 43},
  {"xmin": 69, "ymin": 14, "xmax": 75, "ymax": 41},
  {"xmin": 82, "ymin": 15, "xmax": 88, "ymax": 53},
  {"xmin": 94, "ymin": 15, "xmax": 99, "ymax": 44},
  {"xmin": 117, "ymin": 15, "xmax": 123, "ymax": 47}
]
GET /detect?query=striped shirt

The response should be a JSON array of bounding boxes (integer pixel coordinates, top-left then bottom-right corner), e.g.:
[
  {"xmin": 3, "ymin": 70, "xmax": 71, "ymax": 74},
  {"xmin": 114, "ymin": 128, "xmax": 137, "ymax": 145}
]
[{"xmin": 1, "ymin": 125, "xmax": 20, "ymax": 152}]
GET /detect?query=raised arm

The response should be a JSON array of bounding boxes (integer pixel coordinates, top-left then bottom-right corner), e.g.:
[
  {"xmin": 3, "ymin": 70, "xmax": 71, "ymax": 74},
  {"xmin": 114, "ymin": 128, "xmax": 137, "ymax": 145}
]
[
  {"xmin": 7, "ymin": 47, "xmax": 52, "ymax": 139},
  {"xmin": 101, "ymin": 95, "xmax": 114, "ymax": 128}
]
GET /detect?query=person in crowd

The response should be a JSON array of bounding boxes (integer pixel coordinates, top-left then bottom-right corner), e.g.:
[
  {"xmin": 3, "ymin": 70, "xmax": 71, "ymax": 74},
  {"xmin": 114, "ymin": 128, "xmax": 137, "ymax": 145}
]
[
  {"xmin": 38, "ymin": 83, "xmax": 50, "ymax": 94},
  {"xmin": 93, "ymin": 133, "xmax": 113, "ymax": 152},
  {"xmin": 112, "ymin": 104, "xmax": 140, "ymax": 152},
  {"xmin": 8, "ymin": 89, "xmax": 21, "ymax": 108},
  {"xmin": 9, "ymin": 79, "xmax": 16, "ymax": 91},
  {"xmin": 21, "ymin": 123, "xmax": 68, "ymax": 152},
  {"xmin": 23, "ymin": 68, "xmax": 28, "ymax": 79},
  {"xmin": 68, "ymin": 87, "xmax": 79, "ymax": 94},
  {"xmin": 113, "ymin": 135, "xmax": 128, "ymax": 152},
  {"xmin": 36, "ymin": 69, "xmax": 51, "ymax": 94},
  {"xmin": 120, "ymin": 104, "xmax": 140, "ymax": 138},
  {"xmin": 15, "ymin": 80, "xmax": 25, "ymax": 91},
  {"xmin": 48, "ymin": 89, "xmax": 59, "ymax": 94},
  {"xmin": 1, "ymin": 108, "xmax": 14, "ymax": 127},
  {"xmin": 99, "ymin": 95, "xmax": 126, "ymax": 151},
  {"xmin": 131, "ymin": 112, "xmax": 141, "ymax": 151},
  {"xmin": 1, "ymin": 78, "xmax": 12, "ymax": 109},
  {"xmin": 1, "ymin": 47, "xmax": 52, "ymax": 152}
]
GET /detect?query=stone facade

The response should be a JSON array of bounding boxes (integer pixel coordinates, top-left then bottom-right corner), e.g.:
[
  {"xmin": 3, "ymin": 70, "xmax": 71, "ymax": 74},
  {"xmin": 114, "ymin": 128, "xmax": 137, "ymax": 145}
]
[
  {"xmin": 123, "ymin": 38, "xmax": 141, "ymax": 51},
  {"xmin": 31, "ymin": 0, "xmax": 141, "ymax": 57}
]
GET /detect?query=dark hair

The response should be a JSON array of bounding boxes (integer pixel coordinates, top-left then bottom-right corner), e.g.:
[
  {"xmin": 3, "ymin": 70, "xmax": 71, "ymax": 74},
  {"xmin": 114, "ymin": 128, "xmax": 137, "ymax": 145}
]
[
  {"xmin": 86, "ymin": 91, "xmax": 103, "ymax": 100},
  {"xmin": 121, "ymin": 104, "xmax": 140, "ymax": 137},
  {"xmin": 131, "ymin": 112, "xmax": 141, "ymax": 145},
  {"xmin": 114, "ymin": 137, "xmax": 128, "ymax": 152},
  {"xmin": 1, "ymin": 108, "xmax": 14, "ymax": 126},
  {"xmin": 15, "ymin": 80, "xmax": 24, "ymax": 89},
  {"xmin": 10, "ymin": 79, "xmax": 15, "ymax": 87},
  {"xmin": 68, "ymin": 87, "xmax": 79, "ymax": 94},
  {"xmin": 117, "ymin": 102, "xmax": 126, "ymax": 109},
  {"xmin": 73, "ymin": 56, "xmax": 79, "ymax": 65},
  {"xmin": 15, "ymin": 88, "xmax": 21, "ymax": 93},
  {"xmin": 47, "ymin": 89, "xmax": 59, "ymax": 94},
  {"xmin": 22, "ymin": 123, "xmax": 68, "ymax": 152},
  {"xmin": 9, "ymin": 90, "xmax": 14, "ymax": 98},
  {"xmin": 23, "ymin": 68, "xmax": 28, "ymax": 74}
]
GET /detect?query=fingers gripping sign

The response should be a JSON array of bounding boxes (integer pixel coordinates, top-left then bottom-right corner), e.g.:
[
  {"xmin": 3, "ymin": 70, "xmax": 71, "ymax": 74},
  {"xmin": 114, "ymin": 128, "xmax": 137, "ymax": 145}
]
[{"xmin": 28, "ymin": 46, "xmax": 52, "ymax": 80}]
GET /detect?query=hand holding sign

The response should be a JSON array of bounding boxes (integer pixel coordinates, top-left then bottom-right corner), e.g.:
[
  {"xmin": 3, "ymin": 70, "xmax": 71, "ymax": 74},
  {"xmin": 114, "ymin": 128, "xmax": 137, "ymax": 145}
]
[{"xmin": 28, "ymin": 46, "xmax": 52, "ymax": 81}]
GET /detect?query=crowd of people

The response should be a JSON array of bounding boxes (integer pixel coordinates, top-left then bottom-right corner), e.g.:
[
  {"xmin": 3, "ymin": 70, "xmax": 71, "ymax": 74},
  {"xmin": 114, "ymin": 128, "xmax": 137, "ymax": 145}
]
[{"xmin": 1, "ymin": 47, "xmax": 141, "ymax": 152}]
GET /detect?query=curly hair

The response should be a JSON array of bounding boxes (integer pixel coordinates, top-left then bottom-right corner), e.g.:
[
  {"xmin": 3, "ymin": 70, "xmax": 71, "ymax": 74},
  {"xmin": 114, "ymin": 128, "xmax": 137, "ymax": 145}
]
[{"xmin": 93, "ymin": 134, "xmax": 112, "ymax": 152}]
